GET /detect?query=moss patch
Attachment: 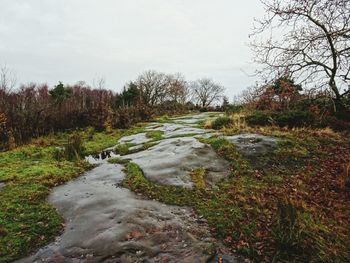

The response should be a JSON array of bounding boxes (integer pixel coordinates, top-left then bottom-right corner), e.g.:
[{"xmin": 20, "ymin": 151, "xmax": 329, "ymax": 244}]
[
  {"xmin": 189, "ymin": 168, "xmax": 207, "ymax": 190},
  {"xmin": 145, "ymin": 130, "xmax": 164, "ymax": 141},
  {"xmin": 114, "ymin": 141, "xmax": 159, "ymax": 156}
]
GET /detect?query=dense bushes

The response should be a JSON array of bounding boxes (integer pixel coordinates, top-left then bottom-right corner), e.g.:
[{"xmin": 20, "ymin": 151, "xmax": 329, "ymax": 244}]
[
  {"xmin": 0, "ymin": 71, "xmax": 195, "ymax": 150},
  {"xmin": 246, "ymin": 110, "xmax": 316, "ymax": 128},
  {"xmin": 321, "ymin": 116, "xmax": 350, "ymax": 131},
  {"xmin": 225, "ymin": 104, "xmax": 243, "ymax": 114},
  {"xmin": 241, "ymin": 75, "xmax": 350, "ymax": 130},
  {"xmin": 211, "ymin": 116, "xmax": 234, "ymax": 129},
  {"xmin": 245, "ymin": 111, "xmax": 272, "ymax": 126},
  {"xmin": 245, "ymin": 110, "xmax": 350, "ymax": 131},
  {"xmin": 276, "ymin": 110, "xmax": 315, "ymax": 127}
]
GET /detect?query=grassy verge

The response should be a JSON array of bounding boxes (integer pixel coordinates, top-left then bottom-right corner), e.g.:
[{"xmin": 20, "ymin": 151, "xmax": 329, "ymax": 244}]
[{"xmin": 0, "ymin": 128, "xmax": 129, "ymax": 262}]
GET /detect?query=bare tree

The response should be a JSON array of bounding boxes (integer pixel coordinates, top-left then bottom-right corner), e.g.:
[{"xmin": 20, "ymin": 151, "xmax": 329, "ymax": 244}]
[
  {"xmin": 251, "ymin": 0, "xmax": 350, "ymax": 111},
  {"xmin": 167, "ymin": 73, "xmax": 189, "ymax": 104},
  {"xmin": 190, "ymin": 78, "xmax": 225, "ymax": 108},
  {"xmin": 239, "ymin": 84, "xmax": 265, "ymax": 109},
  {"xmin": 136, "ymin": 70, "xmax": 170, "ymax": 106},
  {"xmin": 0, "ymin": 66, "xmax": 17, "ymax": 93},
  {"xmin": 93, "ymin": 77, "xmax": 106, "ymax": 90},
  {"xmin": 0, "ymin": 66, "xmax": 17, "ymax": 112}
]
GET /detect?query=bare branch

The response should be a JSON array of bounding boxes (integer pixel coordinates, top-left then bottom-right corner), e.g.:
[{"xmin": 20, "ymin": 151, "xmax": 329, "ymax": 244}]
[
  {"xmin": 251, "ymin": 0, "xmax": 350, "ymax": 105},
  {"xmin": 190, "ymin": 78, "xmax": 225, "ymax": 107}
]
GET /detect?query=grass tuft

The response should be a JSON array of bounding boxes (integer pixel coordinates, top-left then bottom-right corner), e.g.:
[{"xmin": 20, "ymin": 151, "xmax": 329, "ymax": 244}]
[
  {"xmin": 189, "ymin": 167, "xmax": 207, "ymax": 190},
  {"xmin": 145, "ymin": 130, "xmax": 164, "ymax": 141}
]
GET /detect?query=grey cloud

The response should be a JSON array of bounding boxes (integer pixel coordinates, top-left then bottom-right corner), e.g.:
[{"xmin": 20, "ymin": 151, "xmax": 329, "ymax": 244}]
[{"xmin": 0, "ymin": 0, "xmax": 264, "ymax": 99}]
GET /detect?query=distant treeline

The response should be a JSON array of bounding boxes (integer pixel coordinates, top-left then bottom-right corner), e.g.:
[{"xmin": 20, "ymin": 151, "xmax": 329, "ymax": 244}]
[{"xmin": 0, "ymin": 69, "xmax": 226, "ymax": 150}]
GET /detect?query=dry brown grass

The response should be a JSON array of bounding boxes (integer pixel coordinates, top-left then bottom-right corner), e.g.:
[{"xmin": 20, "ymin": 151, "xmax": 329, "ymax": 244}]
[
  {"xmin": 340, "ymin": 160, "xmax": 350, "ymax": 190},
  {"xmin": 203, "ymin": 119, "xmax": 213, "ymax": 129}
]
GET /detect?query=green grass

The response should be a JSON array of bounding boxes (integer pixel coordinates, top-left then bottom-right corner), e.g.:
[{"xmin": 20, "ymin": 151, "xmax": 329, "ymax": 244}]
[
  {"xmin": 1, "ymin": 115, "xmax": 349, "ymax": 263},
  {"xmin": 120, "ymin": 133, "xmax": 350, "ymax": 262},
  {"xmin": 84, "ymin": 130, "xmax": 122, "ymax": 154},
  {"xmin": 83, "ymin": 124, "xmax": 148, "ymax": 154},
  {"xmin": 0, "ymin": 127, "xmax": 127, "ymax": 262},
  {"xmin": 0, "ymin": 146, "xmax": 91, "ymax": 262},
  {"xmin": 145, "ymin": 130, "xmax": 164, "ymax": 141},
  {"xmin": 153, "ymin": 115, "xmax": 175, "ymax": 123},
  {"xmin": 114, "ymin": 142, "xmax": 134, "ymax": 155},
  {"xmin": 121, "ymin": 161, "xmax": 197, "ymax": 206},
  {"xmin": 107, "ymin": 157, "xmax": 129, "ymax": 165},
  {"xmin": 114, "ymin": 141, "xmax": 159, "ymax": 156}
]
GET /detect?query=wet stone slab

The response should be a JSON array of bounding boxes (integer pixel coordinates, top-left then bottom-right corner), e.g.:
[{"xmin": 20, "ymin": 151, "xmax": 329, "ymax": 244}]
[
  {"xmin": 16, "ymin": 112, "xmax": 243, "ymax": 263},
  {"xmin": 172, "ymin": 112, "xmax": 221, "ymax": 124},
  {"xmin": 123, "ymin": 137, "xmax": 231, "ymax": 188},
  {"xmin": 195, "ymin": 133, "xmax": 220, "ymax": 139},
  {"xmin": 16, "ymin": 162, "xmax": 236, "ymax": 263},
  {"xmin": 118, "ymin": 133, "xmax": 151, "ymax": 145},
  {"xmin": 147, "ymin": 123, "xmax": 207, "ymax": 138}
]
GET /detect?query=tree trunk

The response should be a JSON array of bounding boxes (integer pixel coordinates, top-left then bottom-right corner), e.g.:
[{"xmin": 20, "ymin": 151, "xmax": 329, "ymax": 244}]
[{"xmin": 329, "ymin": 80, "xmax": 344, "ymax": 113}]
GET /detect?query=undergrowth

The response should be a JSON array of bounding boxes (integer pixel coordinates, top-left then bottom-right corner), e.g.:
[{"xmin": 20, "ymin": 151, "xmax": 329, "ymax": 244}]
[
  {"xmin": 119, "ymin": 127, "xmax": 350, "ymax": 262},
  {"xmin": 1, "ymin": 113, "xmax": 349, "ymax": 263}
]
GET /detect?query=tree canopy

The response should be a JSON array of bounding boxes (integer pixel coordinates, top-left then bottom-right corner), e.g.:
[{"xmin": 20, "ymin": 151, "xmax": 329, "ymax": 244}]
[{"xmin": 251, "ymin": 0, "xmax": 350, "ymax": 111}]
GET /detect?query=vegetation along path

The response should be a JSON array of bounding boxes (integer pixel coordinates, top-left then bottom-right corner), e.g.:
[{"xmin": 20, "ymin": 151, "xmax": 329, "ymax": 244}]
[
  {"xmin": 1, "ymin": 112, "xmax": 349, "ymax": 262},
  {"xmin": 14, "ymin": 112, "xmax": 239, "ymax": 263}
]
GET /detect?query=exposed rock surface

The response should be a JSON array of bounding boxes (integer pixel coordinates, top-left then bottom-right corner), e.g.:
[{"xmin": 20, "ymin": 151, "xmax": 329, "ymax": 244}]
[
  {"xmin": 123, "ymin": 137, "xmax": 231, "ymax": 188},
  {"xmin": 172, "ymin": 112, "xmax": 222, "ymax": 124},
  {"xmin": 225, "ymin": 133, "xmax": 277, "ymax": 157},
  {"xmin": 17, "ymin": 162, "xmax": 230, "ymax": 263},
  {"xmin": 146, "ymin": 123, "xmax": 207, "ymax": 138},
  {"xmin": 17, "ymin": 112, "xmax": 238, "ymax": 263},
  {"xmin": 118, "ymin": 133, "xmax": 152, "ymax": 145}
]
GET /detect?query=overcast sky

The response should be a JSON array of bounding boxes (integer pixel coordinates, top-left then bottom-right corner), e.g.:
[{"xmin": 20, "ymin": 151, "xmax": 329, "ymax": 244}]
[{"xmin": 0, "ymin": 0, "xmax": 264, "ymax": 99}]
